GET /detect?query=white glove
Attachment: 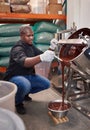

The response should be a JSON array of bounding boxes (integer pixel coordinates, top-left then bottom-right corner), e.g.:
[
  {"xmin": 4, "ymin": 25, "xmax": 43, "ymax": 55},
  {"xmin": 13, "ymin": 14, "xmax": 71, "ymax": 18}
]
[
  {"xmin": 40, "ymin": 50, "xmax": 55, "ymax": 62},
  {"xmin": 49, "ymin": 38, "xmax": 58, "ymax": 50}
]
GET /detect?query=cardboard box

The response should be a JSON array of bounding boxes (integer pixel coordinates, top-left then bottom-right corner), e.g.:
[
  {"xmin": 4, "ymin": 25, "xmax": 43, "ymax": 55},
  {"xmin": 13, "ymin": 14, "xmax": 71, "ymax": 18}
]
[
  {"xmin": 49, "ymin": 0, "xmax": 61, "ymax": 4},
  {"xmin": 46, "ymin": 4, "xmax": 62, "ymax": 15},
  {"xmin": 0, "ymin": 3, "xmax": 10, "ymax": 13}
]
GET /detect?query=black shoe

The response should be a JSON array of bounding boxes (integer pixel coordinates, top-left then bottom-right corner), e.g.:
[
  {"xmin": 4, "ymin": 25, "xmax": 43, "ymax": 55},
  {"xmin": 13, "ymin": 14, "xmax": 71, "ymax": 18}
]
[
  {"xmin": 56, "ymin": 87, "xmax": 62, "ymax": 94},
  {"xmin": 24, "ymin": 95, "xmax": 32, "ymax": 102},
  {"xmin": 16, "ymin": 103, "xmax": 26, "ymax": 114}
]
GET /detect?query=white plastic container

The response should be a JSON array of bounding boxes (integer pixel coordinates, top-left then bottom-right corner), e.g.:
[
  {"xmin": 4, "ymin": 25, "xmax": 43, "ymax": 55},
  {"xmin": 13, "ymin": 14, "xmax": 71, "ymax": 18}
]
[
  {"xmin": 35, "ymin": 62, "xmax": 51, "ymax": 78},
  {"xmin": 0, "ymin": 108, "xmax": 26, "ymax": 130},
  {"xmin": 30, "ymin": 0, "xmax": 47, "ymax": 14},
  {"xmin": 0, "ymin": 81, "xmax": 17, "ymax": 112}
]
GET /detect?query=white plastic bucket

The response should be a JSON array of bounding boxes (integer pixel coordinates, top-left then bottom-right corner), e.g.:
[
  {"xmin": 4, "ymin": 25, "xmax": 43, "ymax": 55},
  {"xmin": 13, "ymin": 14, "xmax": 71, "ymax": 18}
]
[
  {"xmin": 0, "ymin": 80, "xmax": 17, "ymax": 112},
  {"xmin": 35, "ymin": 62, "xmax": 51, "ymax": 78},
  {"xmin": 0, "ymin": 108, "xmax": 26, "ymax": 130}
]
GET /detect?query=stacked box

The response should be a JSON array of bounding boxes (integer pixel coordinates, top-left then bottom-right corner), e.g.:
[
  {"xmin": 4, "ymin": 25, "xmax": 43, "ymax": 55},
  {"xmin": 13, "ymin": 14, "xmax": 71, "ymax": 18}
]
[
  {"xmin": 49, "ymin": 0, "xmax": 61, "ymax": 4},
  {"xmin": 46, "ymin": 4, "xmax": 62, "ymax": 14},
  {"xmin": 0, "ymin": 3, "xmax": 10, "ymax": 13}
]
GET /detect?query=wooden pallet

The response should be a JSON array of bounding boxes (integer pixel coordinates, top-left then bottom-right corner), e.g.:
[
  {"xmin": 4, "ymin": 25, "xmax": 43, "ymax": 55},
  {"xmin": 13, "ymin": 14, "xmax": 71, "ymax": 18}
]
[{"xmin": 48, "ymin": 111, "xmax": 69, "ymax": 125}]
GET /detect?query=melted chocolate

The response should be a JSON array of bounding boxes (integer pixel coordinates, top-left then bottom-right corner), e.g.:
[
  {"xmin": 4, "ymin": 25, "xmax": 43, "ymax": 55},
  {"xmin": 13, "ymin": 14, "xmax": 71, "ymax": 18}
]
[
  {"xmin": 60, "ymin": 44, "xmax": 86, "ymax": 62},
  {"xmin": 49, "ymin": 102, "xmax": 71, "ymax": 111}
]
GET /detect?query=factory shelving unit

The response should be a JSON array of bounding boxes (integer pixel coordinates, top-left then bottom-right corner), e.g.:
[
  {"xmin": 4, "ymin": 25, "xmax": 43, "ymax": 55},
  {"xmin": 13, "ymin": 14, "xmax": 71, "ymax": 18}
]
[
  {"xmin": 0, "ymin": 13, "xmax": 66, "ymax": 23},
  {"xmin": 0, "ymin": 0, "xmax": 67, "ymax": 23}
]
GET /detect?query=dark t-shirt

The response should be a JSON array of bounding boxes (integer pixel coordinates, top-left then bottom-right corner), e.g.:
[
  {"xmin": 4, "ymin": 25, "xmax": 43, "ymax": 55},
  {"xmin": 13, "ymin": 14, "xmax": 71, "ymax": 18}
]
[{"xmin": 4, "ymin": 40, "xmax": 43, "ymax": 80}]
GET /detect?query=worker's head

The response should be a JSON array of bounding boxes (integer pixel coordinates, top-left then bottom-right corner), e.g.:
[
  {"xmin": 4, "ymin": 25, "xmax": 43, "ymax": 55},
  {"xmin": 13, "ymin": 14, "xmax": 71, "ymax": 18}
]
[{"xmin": 19, "ymin": 25, "xmax": 34, "ymax": 45}]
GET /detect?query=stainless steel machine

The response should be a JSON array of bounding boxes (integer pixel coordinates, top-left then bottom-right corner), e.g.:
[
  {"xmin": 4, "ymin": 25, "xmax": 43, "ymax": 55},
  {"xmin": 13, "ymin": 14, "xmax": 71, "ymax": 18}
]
[{"xmin": 55, "ymin": 28, "xmax": 90, "ymax": 119}]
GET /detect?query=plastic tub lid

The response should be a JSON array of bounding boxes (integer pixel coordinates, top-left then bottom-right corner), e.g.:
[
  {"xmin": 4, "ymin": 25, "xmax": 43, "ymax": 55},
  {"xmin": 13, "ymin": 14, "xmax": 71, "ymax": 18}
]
[{"xmin": 0, "ymin": 108, "xmax": 26, "ymax": 130}]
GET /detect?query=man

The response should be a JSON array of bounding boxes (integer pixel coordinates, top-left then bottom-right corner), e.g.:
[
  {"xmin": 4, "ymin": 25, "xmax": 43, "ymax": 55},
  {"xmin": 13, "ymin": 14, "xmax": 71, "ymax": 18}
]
[{"xmin": 4, "ymin": 25, "xmax": 58, "ymax": 114}]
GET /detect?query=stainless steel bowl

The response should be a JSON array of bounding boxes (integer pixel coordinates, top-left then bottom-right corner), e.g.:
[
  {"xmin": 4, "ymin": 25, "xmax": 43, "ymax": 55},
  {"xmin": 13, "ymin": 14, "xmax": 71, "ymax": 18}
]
[{"xmin": 48, "ymin": 99, "xmax": 71, "ymax": 118}]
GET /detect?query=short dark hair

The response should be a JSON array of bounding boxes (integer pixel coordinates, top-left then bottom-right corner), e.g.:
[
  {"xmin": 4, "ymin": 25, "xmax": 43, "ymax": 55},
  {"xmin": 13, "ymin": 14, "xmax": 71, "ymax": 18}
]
[{"xmin": 19, "ymin": 25, "xmax": 33, "ymax": 35}]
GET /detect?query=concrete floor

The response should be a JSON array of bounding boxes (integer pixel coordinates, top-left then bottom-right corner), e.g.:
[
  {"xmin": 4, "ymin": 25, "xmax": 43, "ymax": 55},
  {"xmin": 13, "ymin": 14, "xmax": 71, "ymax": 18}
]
[
  {"xmin": 17, "ymin": 87, "xmax": 90, "ymax": 130},
  {"xmin": 0, "ymin": 65, "xmax": 90, "ymax": 130}
]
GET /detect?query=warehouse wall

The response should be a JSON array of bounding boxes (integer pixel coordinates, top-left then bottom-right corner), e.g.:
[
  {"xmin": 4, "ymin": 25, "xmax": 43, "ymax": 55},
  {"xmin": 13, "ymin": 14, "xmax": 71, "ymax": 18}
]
[{"xmin": 67, "ymin": 0, "xmax": 90, "ymax": 29}]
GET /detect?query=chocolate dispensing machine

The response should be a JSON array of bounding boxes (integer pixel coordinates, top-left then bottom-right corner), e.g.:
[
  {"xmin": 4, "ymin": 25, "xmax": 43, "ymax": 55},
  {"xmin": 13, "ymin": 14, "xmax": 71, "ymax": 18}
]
[{"xmin": 54, "ymin": 28, "xmax": 90, "ymax": 119}]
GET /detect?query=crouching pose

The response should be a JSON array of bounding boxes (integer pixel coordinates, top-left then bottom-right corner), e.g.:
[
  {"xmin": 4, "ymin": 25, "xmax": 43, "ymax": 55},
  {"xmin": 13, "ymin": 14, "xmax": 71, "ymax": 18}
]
[{"xmin": 4, "ymin": 25, "xmax": 58, "ymax": 114}]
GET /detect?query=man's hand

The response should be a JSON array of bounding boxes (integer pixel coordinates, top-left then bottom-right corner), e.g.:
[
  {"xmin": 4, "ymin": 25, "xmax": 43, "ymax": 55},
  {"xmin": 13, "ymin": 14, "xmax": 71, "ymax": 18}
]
[
  {"xmin": 40, "ymin": 50, "xmax": 55, "ymax": 62},
  {"xmin": 49, "ymin": 38, "xmax": 58, "ymax": 50}
]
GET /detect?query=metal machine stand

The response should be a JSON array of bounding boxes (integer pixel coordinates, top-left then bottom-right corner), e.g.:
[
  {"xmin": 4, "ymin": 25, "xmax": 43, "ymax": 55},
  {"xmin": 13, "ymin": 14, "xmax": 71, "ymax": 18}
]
[{"xmin": 64, "ymin": 66, "xmax": 90, "ymax": 119}]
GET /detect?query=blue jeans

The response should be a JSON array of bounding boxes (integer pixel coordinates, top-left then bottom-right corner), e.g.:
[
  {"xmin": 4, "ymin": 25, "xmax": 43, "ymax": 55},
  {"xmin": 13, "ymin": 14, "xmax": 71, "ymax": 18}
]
[{"xmin": 9, "ymin": 74, "xmax": 50, "ymax": 105}]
